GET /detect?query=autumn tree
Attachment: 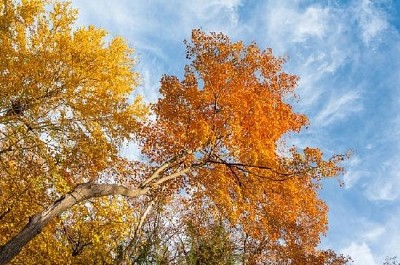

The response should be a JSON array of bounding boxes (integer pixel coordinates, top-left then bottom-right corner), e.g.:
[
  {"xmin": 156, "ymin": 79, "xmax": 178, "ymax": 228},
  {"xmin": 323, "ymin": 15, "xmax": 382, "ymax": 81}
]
[
  {"xmin": 384, "ymin": 257, "xmax": 400, "ymax": 265},
  {"xmin": 1, "ymin": 0, "xmax": 349, "ymax": 263},
  {"xmin": 0, "ymin": 0, "xmax": 147, "ymax": 263},
  {"xmin": 136, "ymin": 29, "xmax": 350, "ymax": 263},
  {"xmin": 184, "ymin": 221, "xmax": 235, "ymax": 264}
]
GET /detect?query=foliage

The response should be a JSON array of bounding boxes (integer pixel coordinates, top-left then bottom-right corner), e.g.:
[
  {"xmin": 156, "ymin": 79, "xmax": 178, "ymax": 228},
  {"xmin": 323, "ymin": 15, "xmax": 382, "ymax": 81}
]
[
  {"xmin": 185, "ymin": 222, "xmax": 235, "ymax": 264},
  {"xmin": 122, "ymin": 200, "xmax": 172, "ymax": 265},
  {"xmin": 138, "ymin": 29, "xmax": 350, "ymax": 263},
  {"xmin": 0, "ymin": 0, "xmax": 145, "ymax": 263},
  {"xmin": 1, "ymin": 0, "xmax": 349, "ymax": 264},
  {"xmin": 182, "ymin": 204, "xmax": 236, "ymax": 265}
]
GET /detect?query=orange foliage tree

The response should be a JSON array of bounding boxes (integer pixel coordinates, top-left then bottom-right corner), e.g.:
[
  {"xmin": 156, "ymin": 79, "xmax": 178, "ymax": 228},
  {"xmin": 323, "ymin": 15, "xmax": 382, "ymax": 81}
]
[
  {"xmin": 137, "ymin": 29, "xmax": 350, "ymax": 264},
  {"xmin": 0, "ymin": 0, "xmax": 349, "ymax": 264}
]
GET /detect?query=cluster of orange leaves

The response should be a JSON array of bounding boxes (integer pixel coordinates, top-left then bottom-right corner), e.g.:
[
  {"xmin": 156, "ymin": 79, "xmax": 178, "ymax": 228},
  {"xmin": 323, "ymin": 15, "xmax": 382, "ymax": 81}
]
[{"xmin": 139, "ymin": 30, "xmax": 349, "ymax": 263}]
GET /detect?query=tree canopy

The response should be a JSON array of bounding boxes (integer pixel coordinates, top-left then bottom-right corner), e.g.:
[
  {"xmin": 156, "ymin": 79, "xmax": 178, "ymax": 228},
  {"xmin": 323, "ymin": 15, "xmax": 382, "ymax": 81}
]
[{"xmin": 0, "ymin": 0, "xmax": 350, "ymax": 264}]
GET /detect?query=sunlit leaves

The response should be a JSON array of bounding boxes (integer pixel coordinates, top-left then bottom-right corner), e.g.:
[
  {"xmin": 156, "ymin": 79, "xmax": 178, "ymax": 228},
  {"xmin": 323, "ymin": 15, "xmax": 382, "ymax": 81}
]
[
  {"xmin": 0, "ymin": 0, "xmax": 145, "ymax": 262},
  {"xmin": 139, "ymin": 29, "xmax": 347, "ymax": 263}
]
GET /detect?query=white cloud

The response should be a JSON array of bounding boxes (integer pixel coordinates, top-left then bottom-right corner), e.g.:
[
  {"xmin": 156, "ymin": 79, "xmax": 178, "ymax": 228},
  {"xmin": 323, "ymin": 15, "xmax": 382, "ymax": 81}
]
[
  {"xmin": 354, "ymin": 217, "xmax": 400, "ymax": 263},
  {"xmin": 371, "ymin": 183, "xmax": 396, "ymax": 201},
  {"xmin": 379, "ymin": 213, "xmax": 400, "ymax": 258},
  {"xmin": 73, "ymin": 0, "xmax": 134, "ymax": 31},
  {"xmin": 365, "ymin": 154, "xmax": 400, "ymax": 202},
  {"xmin": 365, "ymin": 143, "xmax": 373, "ymax": 150},
  {"xmin": 315, "ymin": 90, "xmax": 362, "ymax": 127},
  {"xmin": 137, "ymin": 0, "xmax": 241, "ymax": 36},
  {"xmin": 343, "ymin": 170, "xmax": 361, "ymax": 189},
  {"xmin": 341, "ymin": 242, "xmax": 376, "ymax": 265},
  {"xmin": 217, "ymin": 0, "xmax": 241, "ymax": 8},
  {"xmin": 356, "ymin": 0, "xmax": 388, "ymax": 44},
  {"xmin": 185, "ymin": 0, "xmax": 241, "ymax": 26},
  {"xmin": 363, "ymin": 226, "xmax": 385, "ymax": 242},
  {"xmin": 315, "ymin": 48, "xmax": 347, "ymax": 74},
  {"xmin": 254, "ymin": 3, "xmax": 355, "ymax": 112},
  {"xmin": 265, "ymin": 5, "xmax": 329, "ymax": 46},
  {"xmin": 294, "ymin": 48, "xmax": 350, "ymax": 108},
  {"xmin": 137, "ymin": 65, "xmax": 162, "ymax": 103},
  {"xmin": 365, "ymin": 178, "xmax": 399, "ymax": 201},
  {"xmin": 294, "ymin": 7, "xmax": 328, "ymax": 41}
]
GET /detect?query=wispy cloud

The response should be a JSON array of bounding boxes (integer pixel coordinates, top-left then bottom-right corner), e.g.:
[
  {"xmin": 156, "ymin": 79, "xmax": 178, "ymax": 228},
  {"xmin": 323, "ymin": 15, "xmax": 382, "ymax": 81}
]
[
  {"xmin": 266, "ymin": 6, "xmax": 328, "ymax": 43},
  {"xmin": 365, "ymin": 154, "xmax": 400, "ymax": 202},
  {"xmin": 356, "ymin": 0, "xmax": 389, "ymax": 45},
  {"xmin": 363, "ymin": 225, "xmax": 385, "ymax": 242},
  {"xmin": 315, "ymin": 90, "xmax": 362, "ymax": 127},
  {"xmin": 366, "ymin": 181, "xmax": 398, "ymax": 201}
]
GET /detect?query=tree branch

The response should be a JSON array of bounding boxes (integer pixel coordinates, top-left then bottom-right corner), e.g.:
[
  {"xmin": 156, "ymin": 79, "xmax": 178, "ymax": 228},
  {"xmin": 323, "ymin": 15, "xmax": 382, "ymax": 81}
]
[
  {"xmin": 153, "ymin": 168, "xmax": 190, "ymax": 186},
  {"xmin": 0, "ymin": 146, "xmax": 12, "ymax": 155},
  {"xmin": 205, "ymin": 159, "xmax": 316, "ymax": 182},
  {"xmin": 0, "ymin": 183, "xmax": 149, "ymax": 265},
  {"xmin": 140, "ymin": 150, "xmax": 194, "ymax": 188},
  {"xmin": 206, "ymin": 159, "xmax": 295, "ymax": 176},
  {"xmin": 121, "ymin": 199, "xmax": 155, "ymax": 263},
  {"xmin": 140, "ymin": 162, "xmax": 171, "ymax": 188},
  {"xmin": 0, "ymin": 161, "xmax": 193, "ymax": 265}
]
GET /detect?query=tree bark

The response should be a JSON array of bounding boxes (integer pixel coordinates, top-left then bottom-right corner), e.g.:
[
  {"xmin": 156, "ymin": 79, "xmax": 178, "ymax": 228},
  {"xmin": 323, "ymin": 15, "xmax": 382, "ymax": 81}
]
[{"xmin": 0, "ymin": 183, "xmax": 149, "ymax": 265}]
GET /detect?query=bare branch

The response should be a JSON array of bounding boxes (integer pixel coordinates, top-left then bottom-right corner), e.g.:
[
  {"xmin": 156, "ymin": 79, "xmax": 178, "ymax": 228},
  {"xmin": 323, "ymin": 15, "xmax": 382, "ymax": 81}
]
[
  {"xmin": 140, "ymin": 150, "xmax": 194, "ymax": 188},
  {"xmin": 205, "ymin": 158, "xmax": 317, "ymax": 182},
  {"xmin": 206, "ymin": 159, "xmax": 295, "ymax": 176},
  {"xmin": 153, "ymin": 168, "xmax": 190, "ymax": 186},
  {"xmin": 121, "ymin": 199, "xmax": 155, "ymax": 263},
  {"xmin": 140, "ymin": 162, "xmax": 171, "ymax": 188}
]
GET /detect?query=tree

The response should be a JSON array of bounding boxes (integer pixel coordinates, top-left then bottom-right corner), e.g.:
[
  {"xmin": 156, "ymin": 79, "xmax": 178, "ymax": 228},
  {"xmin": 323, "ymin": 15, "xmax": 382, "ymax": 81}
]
[
  {"xmin": 1, "ymin": 0, "xmax": 349, "ymax": 264},
  {"xmin": 384, "ymin": 257, "xmax": 400, "ymax": 265},
  {"xmin": 137, "ymin": 29, "xmax": 350, "ymax": 263},
  {"xmin": 0, "ymin": 0, "xmax": 147, "ymax": 263},
  {"xmin": 184, "ymin": 220, "xmax": 235, "ymax": 264}
]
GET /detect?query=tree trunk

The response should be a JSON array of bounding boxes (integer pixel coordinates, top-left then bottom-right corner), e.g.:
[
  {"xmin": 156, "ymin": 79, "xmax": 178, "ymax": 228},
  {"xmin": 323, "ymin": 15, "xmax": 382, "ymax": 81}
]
[{"xmin": 0, "ymin": 183, "xmax": 149, "ymax": 265}]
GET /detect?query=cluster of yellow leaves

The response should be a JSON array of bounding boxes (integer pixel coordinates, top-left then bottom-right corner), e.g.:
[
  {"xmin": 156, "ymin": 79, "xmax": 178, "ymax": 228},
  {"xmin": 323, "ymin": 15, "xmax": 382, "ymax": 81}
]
[
  {"xmin": 12, "ymin": 196, "xmax": 137, "ymax": 264},
  {"xmin": 0, "ymin": 0, "xmax": 146, "ymax": 263}
]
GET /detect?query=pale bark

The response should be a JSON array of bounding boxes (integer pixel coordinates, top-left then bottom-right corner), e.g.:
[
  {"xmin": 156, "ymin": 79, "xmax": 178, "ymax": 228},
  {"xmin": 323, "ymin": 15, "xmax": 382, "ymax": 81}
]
[
  {"xmin": 0, "ymin": 183, "xmax": 149, "ymax": 265},
  {"xmin": 120, "ymin": 199, "xmax": 155, "ymax": 264}
]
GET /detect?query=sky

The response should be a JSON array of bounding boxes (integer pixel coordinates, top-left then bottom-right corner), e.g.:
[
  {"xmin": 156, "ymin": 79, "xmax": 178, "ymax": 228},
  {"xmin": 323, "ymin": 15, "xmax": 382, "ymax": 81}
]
[{"xmin": 71, "ymin": 0, "xmax": 400, "ymax": 264}]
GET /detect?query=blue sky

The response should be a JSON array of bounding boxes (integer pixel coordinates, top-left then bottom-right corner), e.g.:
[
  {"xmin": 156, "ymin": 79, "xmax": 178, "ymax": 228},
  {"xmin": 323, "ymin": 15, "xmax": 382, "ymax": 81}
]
[{"xmin": 71, "ymin": 1, "xmax": 399, "ymax": 264}]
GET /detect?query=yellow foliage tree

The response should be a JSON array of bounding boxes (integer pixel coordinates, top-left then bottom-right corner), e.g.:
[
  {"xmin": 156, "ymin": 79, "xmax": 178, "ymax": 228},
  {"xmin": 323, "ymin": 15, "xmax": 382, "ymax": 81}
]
[
  {"xmin": 0, "ymin": 1, "xmax": 349, "ymax": 264},
  {"xmin": 0, "ymin": 0, "xmax": 147, "ymax": 263}
]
